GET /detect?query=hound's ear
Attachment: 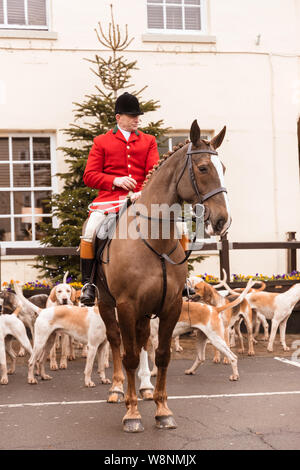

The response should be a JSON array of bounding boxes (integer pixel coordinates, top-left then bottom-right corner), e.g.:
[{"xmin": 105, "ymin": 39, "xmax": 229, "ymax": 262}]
[
  {"xmin": 49, "ymin": 286, "xmax": 57, "ymax": 303},
  {"xmin": 70, "ymin": 287, "xmax": 77, "ymax": 304},
  {"xmin": 190, "ymin": 119, "xmax": 201, "ymax": 146},
  {"xmin": 210, "ymin": 126, "xmax": 226, "ymax": 150},
  {"xmin": 13, "ymin": 306, "xmax": 21, "ymax": 316}
]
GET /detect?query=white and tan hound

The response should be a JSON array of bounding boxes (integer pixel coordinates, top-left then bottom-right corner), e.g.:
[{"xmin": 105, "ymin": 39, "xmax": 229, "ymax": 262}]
[
  {"xmin": 46, "ymin": 272, "xmax": 78, "ymax": 370},
  {"xmin": 27, "ymin": 304, "xmax": 110, "ymax": 387},
  {"xmin": 0, "ymin": 307, "xmax": 32, "ymax": 384},
  {"xmin": 149, "ymin": 279, "xmax": 254, "ymax": 381}
]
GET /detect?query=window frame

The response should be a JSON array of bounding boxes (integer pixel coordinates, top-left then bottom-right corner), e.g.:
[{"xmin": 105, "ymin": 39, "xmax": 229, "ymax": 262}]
[
  {"xmin": 0, "ymin": 132, "xmax": 57, "ymax": 247},
  {"xmin": 146, "ymin": 0, "xmax": 207, "ymax": 35},
  {"xmin": 0, "ymin": 0, "xmax": 49, "ymax": 30}
]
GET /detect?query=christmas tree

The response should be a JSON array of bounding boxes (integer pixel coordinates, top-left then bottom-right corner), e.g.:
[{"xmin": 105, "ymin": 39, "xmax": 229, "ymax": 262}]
[{"xmin": 33, "ymin": 5, "xmax": 169, "ymax": 283}]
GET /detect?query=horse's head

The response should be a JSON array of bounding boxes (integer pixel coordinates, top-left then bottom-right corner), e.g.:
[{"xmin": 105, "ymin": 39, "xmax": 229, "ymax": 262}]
[{"xmin": 177, "ymin": 120, "xmax": 231, "ymax": 236}]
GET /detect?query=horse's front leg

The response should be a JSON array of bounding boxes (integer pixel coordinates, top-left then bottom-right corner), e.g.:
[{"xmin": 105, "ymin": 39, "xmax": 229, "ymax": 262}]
[
  {"xmin": 117, "ymin": 303, "xmax": 144, "ymax": 433},
  {"xmin": 154, "ymin": 301, "xmax": 181, "ymax": 429},
  {"xmin": 98, "ymin": 301, "xmax": 125, "ymax": 403}
]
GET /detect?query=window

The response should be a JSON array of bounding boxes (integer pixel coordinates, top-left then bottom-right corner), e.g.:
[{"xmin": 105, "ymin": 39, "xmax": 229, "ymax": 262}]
[
  {"xmin": 0, "ymin": 135, "xmax": 55, "ymax": 245},
  {"xmin": 158, "ymin": 131, "xmax": 210, "ymax": 155},
  {"xmin": 0, "ymin": 0, "xmax": 48, "ymax": 29},
  {"xmin": 147, "ymin": 0, "xmax": 205, "ymax": 33}
]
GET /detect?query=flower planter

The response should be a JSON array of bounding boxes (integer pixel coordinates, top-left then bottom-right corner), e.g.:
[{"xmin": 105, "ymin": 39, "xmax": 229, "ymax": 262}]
[{"xmin": 22, "ymin": 288, "xmax": 51, "ymax": 298}]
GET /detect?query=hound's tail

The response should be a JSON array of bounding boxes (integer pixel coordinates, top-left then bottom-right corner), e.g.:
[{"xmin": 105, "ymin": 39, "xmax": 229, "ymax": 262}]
[
  {"xmin": 217, "ymin": 268, "xmax": 266, "ymax": 294},
  {"xmin": 216, "ymin": 278, "xmax": 255, "ymax": 313},
  {"xmin": 13, "ymin": 281, "xmax": 41, "ymax": 315}
]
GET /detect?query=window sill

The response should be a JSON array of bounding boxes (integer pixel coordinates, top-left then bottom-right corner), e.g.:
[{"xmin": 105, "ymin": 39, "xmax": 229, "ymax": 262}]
[
  {"xmin": 0, "ymin": 29, "xmax": 57, "ymax": 40},
  {"xmin": 142, "ymin": 33, "xmax": 216, "ymax": 44}
]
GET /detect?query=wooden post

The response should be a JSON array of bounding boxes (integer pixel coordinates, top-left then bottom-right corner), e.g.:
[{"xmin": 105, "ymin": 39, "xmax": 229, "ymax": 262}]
[
  {"xmin": 219, "ymin": 233, "xmax": 230, "ymax": 281},
  {"xmin": 286, "ymin": 231, "xmax": 297, "ymax": 273}
]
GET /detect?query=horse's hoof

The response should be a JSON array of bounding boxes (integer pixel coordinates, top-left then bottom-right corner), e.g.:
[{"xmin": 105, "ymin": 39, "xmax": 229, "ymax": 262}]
[
  {"xmin": 139, "ymin": 388, "xmax": 154, "ymax": 400},
  {"xmin": 123, "ymin": 418, "xmax": 144, "ymax": 433},
  {"xmin": 155, "ymin": 415, "xmax": 177, "ymax": 429},
  {"xmin": 107, "ymin": 390, "xmax": 124, "ymax": 403}
]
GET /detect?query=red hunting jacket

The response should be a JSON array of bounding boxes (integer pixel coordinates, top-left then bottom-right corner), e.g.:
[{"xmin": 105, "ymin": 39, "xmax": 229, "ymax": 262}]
[{"xmin": 83, "ymin": 126, "xmax": 160, "ymax": 212}]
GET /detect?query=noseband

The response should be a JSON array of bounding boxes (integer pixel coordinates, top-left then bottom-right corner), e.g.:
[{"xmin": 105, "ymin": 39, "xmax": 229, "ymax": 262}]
[{"xmin": 176, "ymin": 142, "xmax": 227, "ymax": 220}]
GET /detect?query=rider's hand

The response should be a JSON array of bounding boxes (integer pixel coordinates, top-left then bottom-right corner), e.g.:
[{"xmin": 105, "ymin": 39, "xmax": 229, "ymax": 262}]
[
  {"xmin": 130, "ymin": 191, "xmax": 141, "ymax": 203},
  {"xmin": 113, "ymin": 176, "xmax": 137, "ymax": 191}
]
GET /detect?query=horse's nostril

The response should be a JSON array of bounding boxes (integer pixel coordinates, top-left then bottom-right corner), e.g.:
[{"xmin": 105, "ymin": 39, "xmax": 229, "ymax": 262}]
[{"xmin": 215, "ymin": 217, "xmax": 226, "ymax": 232}]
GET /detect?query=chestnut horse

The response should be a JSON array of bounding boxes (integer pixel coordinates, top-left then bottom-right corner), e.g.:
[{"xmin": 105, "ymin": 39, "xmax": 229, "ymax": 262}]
[{"xmin": 95, "ymin": 120, "xmax": 230, "ymax": 432}]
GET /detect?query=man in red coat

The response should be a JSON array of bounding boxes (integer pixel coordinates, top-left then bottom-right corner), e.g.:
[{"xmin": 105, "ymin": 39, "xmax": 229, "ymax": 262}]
[{"xmin": 80, "ymin": 92, "xmax": 160, "ymax": 305}]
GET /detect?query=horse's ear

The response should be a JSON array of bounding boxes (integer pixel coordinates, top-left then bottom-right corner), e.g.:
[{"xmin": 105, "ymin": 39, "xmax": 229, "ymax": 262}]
[
  {"xmin": 190, "ymin": 119, "xmax": 201, "ymax": 146},
  {"xmin": 210, "ymin": 126, "xmax": 226, "ymax": 149}
]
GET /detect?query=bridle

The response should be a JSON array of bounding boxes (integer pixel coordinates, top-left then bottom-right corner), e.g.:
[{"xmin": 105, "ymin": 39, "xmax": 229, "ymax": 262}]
[{"xmin": 176, "ymin": 142, "xmax": 227, "ymax": 221}]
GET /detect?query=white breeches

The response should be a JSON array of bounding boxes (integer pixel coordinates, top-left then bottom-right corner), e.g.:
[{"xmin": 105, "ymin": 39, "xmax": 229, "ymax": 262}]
[
  {"xmin": 82, "ymin": 212, "xmax": 188, "ymax": 243},
  {"xmin": 82, "ymin": 211, "xmax": 107, "ymax": 243}
]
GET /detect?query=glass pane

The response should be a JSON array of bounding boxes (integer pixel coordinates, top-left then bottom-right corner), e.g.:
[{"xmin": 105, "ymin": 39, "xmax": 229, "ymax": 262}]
[
  {"xmin": 185, "ymin": 6, "xmax": 201, "ymax": 30},
  {"xmin": 166, "ymin": 6, "xmax": 182, "ymax": 29},
  {"xmin": 14, "ymin": 217, "xmax": 32, "ymax": 241},
  {"xmin": 0, "ymin": 164, "xmax": 10, "ymax": 187},
  {"xmin": 0, "ymin": 1, "xmax": 4, "ymax": 24},
  {"xmin": 147, "ymin": 0, "xmax": 162, "ymax": 3},
  {"xmin": 157, "ymin": 136, "xmax": 171, "ymax": 156},
  {"xmin": 0, "ymin": 218, "xmax": 11, "ymax": 241},
  {"xmin": 33, "ymin": 163, "xmax": 51, "ymax": 186},
  {"xmin": 0, "ymin": 192, "xmax": 10, "ymax": 215},
  {"xmin": 172, "ymin": 135, "xmax": 189, "ymax": 146},
  {"xmin": 167, "ymin": 0, "xmax": 182, "ymax": 3},
  {"xmin": 12, "ymin": 137, "xmax": 30, "ymax": 161},
  {"xmin": 13, "ymin": 163, "xmax": 31, "ymax": 187},
  {"xmin": 185, "ymin": 0, "xmax": 200, "ymax": 4},
  {"xmin": 28, "ymin": 0, "xmax": 46, "ymax": 25},
  {"xmin": 13, "ymin": 191, "xmax": 31, "ymax": 214},
  {"xmin": 33, "ymin": 137, "xmax": 50, "ymax": 160},
  {"xmin": 0, "ymin": 138, "xmax": 9, "ymax": 161},
  {"xmin": 34, "ymin": 190, "xmax": 51, "ymax": 212},
  {"xmin": 7, "ymin": 0, "xmax": 25, "ymax": 24},
  {"xmin": 147, "ymin": 5, "xmax": 164, "ymax": 28},
  {"xmin": 35, "ymin": 216, "xmax": 51, "ymax": 240}
]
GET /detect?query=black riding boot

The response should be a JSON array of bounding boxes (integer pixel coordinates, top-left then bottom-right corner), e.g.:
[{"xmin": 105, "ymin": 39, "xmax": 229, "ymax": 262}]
[{"xmin": 80, "ymin": 258, "xmax": 96, "ymax": 306}]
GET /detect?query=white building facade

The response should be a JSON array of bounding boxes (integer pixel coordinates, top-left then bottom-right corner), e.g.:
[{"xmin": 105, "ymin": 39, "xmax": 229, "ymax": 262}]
[{"xmin": 0, "ymin": 0, "xmax": 300, "ymax": 284}]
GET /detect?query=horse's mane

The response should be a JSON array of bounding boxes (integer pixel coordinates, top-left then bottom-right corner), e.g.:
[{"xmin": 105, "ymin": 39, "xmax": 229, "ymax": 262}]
[{"xmin": 142, "ymin": 139, "xmax": 190, "ymax": 190}]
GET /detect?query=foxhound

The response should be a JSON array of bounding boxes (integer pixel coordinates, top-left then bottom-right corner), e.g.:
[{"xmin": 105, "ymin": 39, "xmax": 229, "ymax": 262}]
[
  {"xmin": 0, "ymin": 307, "xmax": 32, "ymax": 384},
  {"xmin": 46, "ymin": 272, "xmax": 78, "ymax": 370},
  {"xmin": 149, "ymin": 279, "xmax": 254, "ymax": 381},
  {"xmin": 27, "ymin": 304, "xmax": 110, "ymax": 387},
  {"xmin": 223, "ymin": 281, "xmax": 300, "ymax": 352}
]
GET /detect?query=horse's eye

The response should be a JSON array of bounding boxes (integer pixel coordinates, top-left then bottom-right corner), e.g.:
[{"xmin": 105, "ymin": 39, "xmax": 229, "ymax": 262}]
[{"xmin": 198, "ymin": 166, "xmax": 208, "ymax": 174}]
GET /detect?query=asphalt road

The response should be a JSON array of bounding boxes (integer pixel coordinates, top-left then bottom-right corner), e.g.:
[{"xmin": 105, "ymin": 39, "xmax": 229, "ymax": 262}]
[{"xmin": 1, "ymin": 337, "xmax": 300, "ymax": 452}]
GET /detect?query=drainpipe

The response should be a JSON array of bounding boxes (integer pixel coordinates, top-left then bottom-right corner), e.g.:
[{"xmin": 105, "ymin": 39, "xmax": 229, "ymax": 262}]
[{"xmin": 268, "ymin": 53, "xmax": 280, "ymax": 271}]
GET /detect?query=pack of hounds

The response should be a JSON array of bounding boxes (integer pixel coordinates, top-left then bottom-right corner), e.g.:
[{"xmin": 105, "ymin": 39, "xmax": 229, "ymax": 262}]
[{"xmin": 1, "ymin": 270, "xmax": 300, "ymax": 387}]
